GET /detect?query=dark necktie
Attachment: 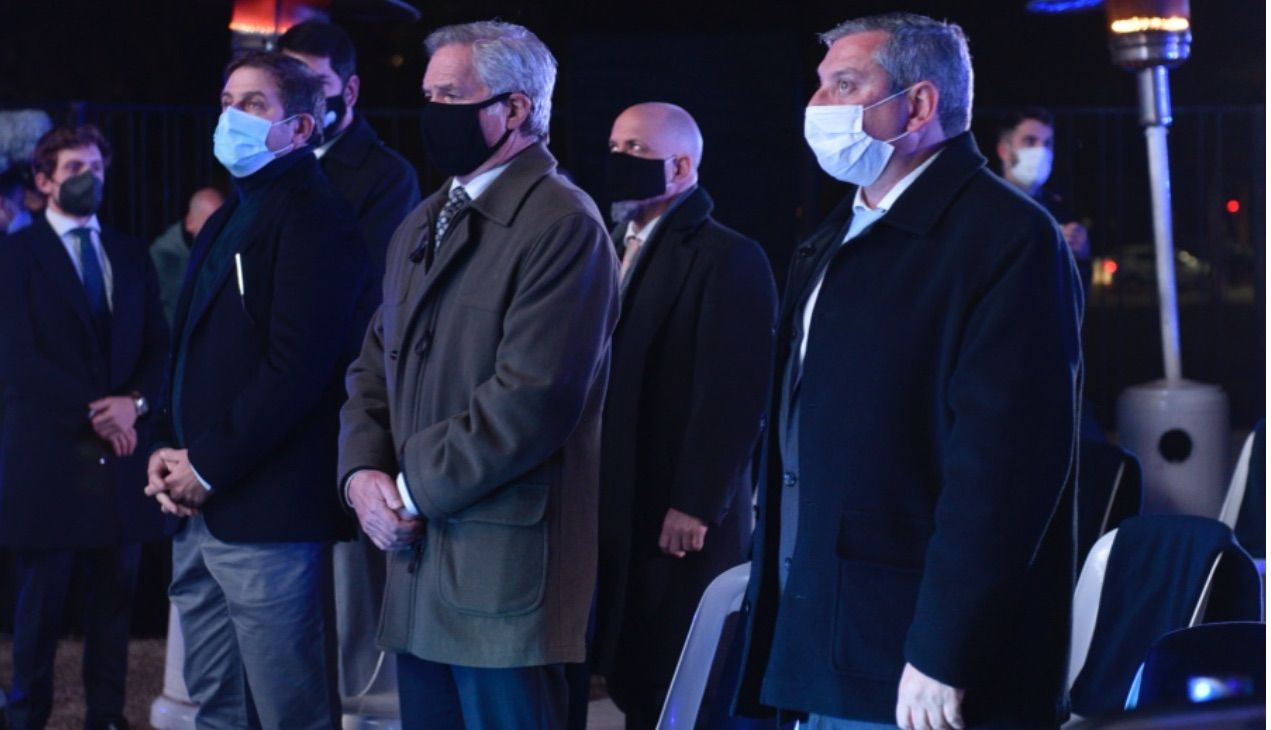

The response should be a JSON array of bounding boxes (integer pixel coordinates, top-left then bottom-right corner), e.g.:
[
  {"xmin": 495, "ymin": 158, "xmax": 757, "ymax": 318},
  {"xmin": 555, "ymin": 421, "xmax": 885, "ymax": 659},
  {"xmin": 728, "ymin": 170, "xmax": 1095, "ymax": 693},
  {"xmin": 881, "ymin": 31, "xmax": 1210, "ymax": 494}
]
[
  {"xmin": 428, "ymin": 186, "xmax": 471, "ymax": 271},
  {"xmin": 70, "ymin": 226, "xmax": 111, "ymax": 350}
]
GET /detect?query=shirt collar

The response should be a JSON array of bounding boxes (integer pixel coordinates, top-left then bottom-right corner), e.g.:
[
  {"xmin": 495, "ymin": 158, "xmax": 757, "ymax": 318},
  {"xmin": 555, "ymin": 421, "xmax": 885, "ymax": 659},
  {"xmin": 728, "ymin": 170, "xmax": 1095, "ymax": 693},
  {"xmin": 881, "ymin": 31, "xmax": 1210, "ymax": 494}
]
[
  {"xmin": 624, "ymin": 214, "xmax": 664, "ymax": 243},
  {"xmin": 450, "ymin": 160, "xmax": 513, "ymax": 202},
  {"xmin": 44, "ymin": 206, "xmax": 100, "ymax": 238},
  {"xmin": 852, "ymin": 148, "xmax": 944, "ymax": 215},
  {"xmin": 621, "ymin": 185, "xmax": 698, "ymax": 243},
  {"xmin": 313, "ymin": 134, "xmax": 339, "ymax": 160}
]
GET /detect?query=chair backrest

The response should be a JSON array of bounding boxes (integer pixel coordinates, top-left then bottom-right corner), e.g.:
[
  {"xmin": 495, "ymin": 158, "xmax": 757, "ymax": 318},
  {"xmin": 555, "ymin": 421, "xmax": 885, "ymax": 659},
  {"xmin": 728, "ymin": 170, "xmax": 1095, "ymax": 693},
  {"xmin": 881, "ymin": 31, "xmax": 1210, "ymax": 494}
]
[
  {"xmin": 1077, "ymin": 441, "xmax": 1144, "ymax": 567},
  {"xmin": 657, "ymin": 563, "xmax": 751, "ymax": 730},
  {"xmin": 1067, "ymin": 516, "xmax": 1263, "ymax": 718},
  {"xmin": 1069, "ymin": 529, "xmax": 1118, "ymax": 692},
  {"xmin": 1218, "ymin": 421, "xmax": 1265, "ymax": 558},
  {"xmin": 1217, "ymin": 429, "xmax": 1256, "ymax": 529},
  {"xmin": 1124, "ymin": 621, "xmax": 1265, "ymax": 711}
]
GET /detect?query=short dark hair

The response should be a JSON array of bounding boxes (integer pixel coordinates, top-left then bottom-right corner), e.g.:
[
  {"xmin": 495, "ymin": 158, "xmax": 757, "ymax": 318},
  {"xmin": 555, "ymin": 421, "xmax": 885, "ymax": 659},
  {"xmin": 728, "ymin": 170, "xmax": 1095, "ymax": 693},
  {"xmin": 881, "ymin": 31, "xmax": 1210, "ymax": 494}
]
[
  {"xmin": 31, "ymin": 124, "xmax": 112, "ymax": 179},
  {"xmin": 224, "ymin": 51, "xmax": 326, "ymax": 122},
  {"xmin": 998, "ymin": 106, "xmax": 1054, "ymax": 143},
  {"xmin": 278, "ymin": 21, "xmax": 357, "ymax": 83}
]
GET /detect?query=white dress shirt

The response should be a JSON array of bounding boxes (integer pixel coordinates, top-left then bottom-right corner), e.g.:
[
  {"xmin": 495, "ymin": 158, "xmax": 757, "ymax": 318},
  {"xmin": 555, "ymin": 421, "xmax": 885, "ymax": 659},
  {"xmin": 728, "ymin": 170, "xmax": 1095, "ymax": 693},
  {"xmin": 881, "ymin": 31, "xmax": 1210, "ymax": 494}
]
[
  {"xmin": 45, "ymin": 207, "xmax": 113, "ymax": 310},
  {"xmin": 797, "ymin": 150, "xmax": 943, "ymax": 364}
]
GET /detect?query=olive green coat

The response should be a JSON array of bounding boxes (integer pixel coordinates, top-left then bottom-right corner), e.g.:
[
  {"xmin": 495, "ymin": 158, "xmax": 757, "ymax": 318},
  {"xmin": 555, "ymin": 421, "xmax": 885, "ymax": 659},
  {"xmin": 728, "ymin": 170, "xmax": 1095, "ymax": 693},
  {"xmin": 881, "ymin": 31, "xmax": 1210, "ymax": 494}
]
[{"xmin": 338, "ymin": 143, "xmax": 619, "ymax": 667}]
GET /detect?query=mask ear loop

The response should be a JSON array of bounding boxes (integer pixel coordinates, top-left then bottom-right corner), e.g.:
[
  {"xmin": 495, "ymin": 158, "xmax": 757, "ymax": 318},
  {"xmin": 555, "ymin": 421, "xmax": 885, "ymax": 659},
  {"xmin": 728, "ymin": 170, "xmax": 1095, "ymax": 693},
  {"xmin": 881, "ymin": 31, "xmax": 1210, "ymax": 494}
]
[{"xmin": 867, "ymin": 84, "xmax": 918, "ymax": 145}]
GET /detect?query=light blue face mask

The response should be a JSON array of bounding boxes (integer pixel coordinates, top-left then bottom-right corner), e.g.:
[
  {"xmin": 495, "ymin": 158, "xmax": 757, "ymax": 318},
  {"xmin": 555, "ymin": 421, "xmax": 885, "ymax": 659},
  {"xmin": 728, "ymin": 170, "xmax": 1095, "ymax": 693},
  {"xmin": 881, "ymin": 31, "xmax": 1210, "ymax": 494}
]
[{"xmin": 213, "ymin": 106, "xmax": 297, "ymax": 178}]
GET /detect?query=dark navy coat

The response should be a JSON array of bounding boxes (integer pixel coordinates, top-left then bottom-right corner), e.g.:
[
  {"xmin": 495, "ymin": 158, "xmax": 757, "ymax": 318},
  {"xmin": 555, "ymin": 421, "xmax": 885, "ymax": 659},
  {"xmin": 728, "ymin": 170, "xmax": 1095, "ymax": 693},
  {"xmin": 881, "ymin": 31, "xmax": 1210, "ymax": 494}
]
[
  {"xmin": 160, "ymin": 150, "xmax": 368, "ymax": 544},
  {"xmin": 735, "ymin": 132, "xmax": 1083, "ymax": 729},
  {"xmin": 0, "ymin": 215, "xmax": 171, "ymax": 548}
]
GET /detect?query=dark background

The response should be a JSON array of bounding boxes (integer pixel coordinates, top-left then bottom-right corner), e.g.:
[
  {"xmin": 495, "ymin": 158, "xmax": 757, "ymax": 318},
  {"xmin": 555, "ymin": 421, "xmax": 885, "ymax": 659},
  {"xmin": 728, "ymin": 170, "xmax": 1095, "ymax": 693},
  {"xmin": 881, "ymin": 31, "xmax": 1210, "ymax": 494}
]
[
  {"xmin": 1, "ymin": 0, "xmax": 1264, "ymax": 429},
  {"xmin": 0, "ymin": 1, "xmax": 1263, "ymax": 429}
]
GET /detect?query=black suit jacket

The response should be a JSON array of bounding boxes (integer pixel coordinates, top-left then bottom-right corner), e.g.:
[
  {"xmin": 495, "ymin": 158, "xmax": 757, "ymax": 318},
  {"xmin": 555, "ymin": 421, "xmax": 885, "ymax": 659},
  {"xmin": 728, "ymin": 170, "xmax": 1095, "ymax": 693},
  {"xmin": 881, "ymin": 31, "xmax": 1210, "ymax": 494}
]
[
  {"xmin": 319, "ymin": 113, "xmax": 420, "ymax": 287},
  {"xmin": 0, "ymin": 215, "xmax": 171, "ymax": 548},
  {"xmin": 161, "ymin": 150, "xmax": 368, "ymax": 543},
  {"xmin": 593, "ymin": 187, "xmax": 777, "ymax": 695},
  {"xmin": 736, "ymin": 132, "xmax": 1083, "ymax": 728}
]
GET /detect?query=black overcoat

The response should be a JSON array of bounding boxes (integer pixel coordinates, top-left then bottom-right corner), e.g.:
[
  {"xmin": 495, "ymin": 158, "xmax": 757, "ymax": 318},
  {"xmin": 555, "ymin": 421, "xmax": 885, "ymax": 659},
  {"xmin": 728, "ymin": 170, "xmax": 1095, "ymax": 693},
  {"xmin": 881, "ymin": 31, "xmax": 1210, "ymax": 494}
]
[
  {"xmin": 736, "ymin": 132, "xmax": 1083, "ymax": 729},
  {"xmin": 593, "ymin": 187, "xmax": 777, "ymax": 712}
]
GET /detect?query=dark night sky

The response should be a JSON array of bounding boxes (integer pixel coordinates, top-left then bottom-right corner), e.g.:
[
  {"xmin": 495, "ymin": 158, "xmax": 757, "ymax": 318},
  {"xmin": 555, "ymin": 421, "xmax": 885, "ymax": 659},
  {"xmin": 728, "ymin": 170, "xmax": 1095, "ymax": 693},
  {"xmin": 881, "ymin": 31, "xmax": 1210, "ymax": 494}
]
[{"xmin": 0, "ymin": 1, "xmax": 1264, "ymax": 110}]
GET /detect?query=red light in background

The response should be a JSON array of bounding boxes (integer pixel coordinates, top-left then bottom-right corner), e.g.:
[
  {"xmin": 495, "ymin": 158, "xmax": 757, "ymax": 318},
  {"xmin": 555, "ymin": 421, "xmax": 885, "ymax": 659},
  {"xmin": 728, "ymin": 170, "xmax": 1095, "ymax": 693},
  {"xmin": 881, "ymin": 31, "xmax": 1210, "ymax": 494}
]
[
  {"xmin": 1226, "ymin": 199, "xmax": 1241, "ymax": 214},
  {"xmin": 1103, "ymin": 260, "xmax": 1119, "ymax": 274}
]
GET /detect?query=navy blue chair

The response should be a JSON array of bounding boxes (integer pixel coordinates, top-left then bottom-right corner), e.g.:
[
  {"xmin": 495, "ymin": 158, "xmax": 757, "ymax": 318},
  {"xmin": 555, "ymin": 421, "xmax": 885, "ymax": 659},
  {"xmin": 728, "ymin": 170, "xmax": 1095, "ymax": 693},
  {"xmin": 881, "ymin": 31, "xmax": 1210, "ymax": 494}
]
[
  {"xmin": 1067, "ymin": 516, "xmax": 1263, "ymax": 719},
  {"xmin": 1077, "ymin": 440, "xmax": 1143, "ymax": 567},
  {"xmin": 1125, "ymin": 621, "xmax": 1265, "ymax": 710}
]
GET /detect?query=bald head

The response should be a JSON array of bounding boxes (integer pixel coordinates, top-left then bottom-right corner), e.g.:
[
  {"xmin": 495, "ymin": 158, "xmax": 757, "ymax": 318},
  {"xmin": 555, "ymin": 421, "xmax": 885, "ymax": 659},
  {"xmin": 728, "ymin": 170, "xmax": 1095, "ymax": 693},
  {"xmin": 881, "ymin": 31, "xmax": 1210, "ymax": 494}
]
[
  {"xmin": 184, "ymin": 187, "xmax": 225, "ymax": 238},
  {"xmin": 610, "ymin": 102, "xmax": 703, "ymax": 177}
]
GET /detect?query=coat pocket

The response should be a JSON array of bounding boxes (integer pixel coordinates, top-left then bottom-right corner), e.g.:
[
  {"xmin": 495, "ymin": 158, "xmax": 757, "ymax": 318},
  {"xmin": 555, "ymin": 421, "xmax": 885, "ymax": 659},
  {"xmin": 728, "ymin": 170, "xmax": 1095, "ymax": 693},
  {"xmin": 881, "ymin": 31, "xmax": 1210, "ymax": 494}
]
[
  {"xmin": 438, "ymin": 482, "xmax": 550, "ymax": 617},
  {"xmin": 831, "ymin": 510, "xmax": 931, "ymax": 678}
]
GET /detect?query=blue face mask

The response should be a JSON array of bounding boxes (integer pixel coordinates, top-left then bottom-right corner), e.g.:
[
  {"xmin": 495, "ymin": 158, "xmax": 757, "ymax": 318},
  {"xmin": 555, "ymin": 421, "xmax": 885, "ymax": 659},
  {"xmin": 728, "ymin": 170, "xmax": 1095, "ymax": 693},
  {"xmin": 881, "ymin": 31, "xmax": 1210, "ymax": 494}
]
[{"xmin": 213, "ymin": 107, "xmax": 298, "ymax": 178}]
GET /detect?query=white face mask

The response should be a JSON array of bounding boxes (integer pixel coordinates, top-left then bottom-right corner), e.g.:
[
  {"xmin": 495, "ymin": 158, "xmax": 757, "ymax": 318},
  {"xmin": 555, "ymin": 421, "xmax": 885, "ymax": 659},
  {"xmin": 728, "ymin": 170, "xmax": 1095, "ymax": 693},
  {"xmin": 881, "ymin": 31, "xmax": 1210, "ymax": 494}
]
[
  {"xmin": 803, "ymin": 86, "xmax": 913, "ymax": 186},
  {"xmin": 1009, "ymin": 146, "xmax": 1053, "ymax": 190},
  {"xmin": 213, "ymin": 107, "xmax": 298, "ymax": 178}
]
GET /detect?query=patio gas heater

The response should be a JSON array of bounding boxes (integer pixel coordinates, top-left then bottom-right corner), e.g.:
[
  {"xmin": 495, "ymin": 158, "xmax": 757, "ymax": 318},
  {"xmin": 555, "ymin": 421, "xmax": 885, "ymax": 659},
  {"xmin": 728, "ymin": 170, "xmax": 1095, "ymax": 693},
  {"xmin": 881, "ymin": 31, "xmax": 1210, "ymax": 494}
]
[{"xmin": 1028, "ymin": 0, "xmax": 1230, "ymax": 516}]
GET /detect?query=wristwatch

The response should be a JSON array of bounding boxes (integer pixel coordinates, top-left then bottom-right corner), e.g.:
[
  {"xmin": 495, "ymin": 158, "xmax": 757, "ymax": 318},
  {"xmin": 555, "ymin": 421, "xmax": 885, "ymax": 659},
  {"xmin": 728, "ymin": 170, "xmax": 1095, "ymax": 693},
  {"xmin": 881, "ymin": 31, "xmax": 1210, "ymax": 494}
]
[{"xmin": 131, "ymin": 392, "xmax": 150, "ymax": 417}]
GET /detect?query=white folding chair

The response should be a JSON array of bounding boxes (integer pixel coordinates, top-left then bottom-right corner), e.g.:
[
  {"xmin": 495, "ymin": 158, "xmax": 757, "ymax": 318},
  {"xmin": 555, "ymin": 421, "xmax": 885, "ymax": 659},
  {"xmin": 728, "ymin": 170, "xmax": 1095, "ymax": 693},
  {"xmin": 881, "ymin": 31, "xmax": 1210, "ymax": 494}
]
[
  {"xmin": 1217, "ymin": 429, "xmax": 1257, "ymax": 529},
  {"xmin": 656, "ymin": 562, "xmax": 751, "ymax": 730}
]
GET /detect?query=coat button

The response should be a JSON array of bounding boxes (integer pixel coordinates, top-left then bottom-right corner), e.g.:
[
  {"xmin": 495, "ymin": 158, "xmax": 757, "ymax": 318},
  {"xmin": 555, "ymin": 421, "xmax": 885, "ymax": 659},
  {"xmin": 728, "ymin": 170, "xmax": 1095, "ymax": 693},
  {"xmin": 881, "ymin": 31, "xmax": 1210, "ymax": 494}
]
[
  {"xmin": 782, "ymin": 471, "xmax": 797, "ymax": 488},
  {"xmin": 758, "ymin": 416, "xmax": 767, "ymax": 431},
  {"xmin": 99, "ymin": 456, "xmax": 107, "ymax": 465},
  {"xmin": 389, "ymin": 349, "xmax": 399, "ymax": 360},
  {"xmin": 797, "ymin": 245, "xmax": 815, "ymax": 258},
  {"xmin": 784, "ymin": 557, "xmax": 793, "ymax": 570}
]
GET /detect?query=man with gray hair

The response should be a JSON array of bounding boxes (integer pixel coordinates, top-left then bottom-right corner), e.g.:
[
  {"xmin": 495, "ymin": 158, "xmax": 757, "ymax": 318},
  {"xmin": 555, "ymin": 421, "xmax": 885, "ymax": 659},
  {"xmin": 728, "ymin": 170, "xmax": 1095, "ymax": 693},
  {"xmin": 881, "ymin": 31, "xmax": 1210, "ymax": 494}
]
[
  {"xmin": 735, "ymin": 13, "xmax": 1081, "ymax": 730},
  {"xmin": 338, "ymin": 20, "xmax": 619, "ymax": 728}
]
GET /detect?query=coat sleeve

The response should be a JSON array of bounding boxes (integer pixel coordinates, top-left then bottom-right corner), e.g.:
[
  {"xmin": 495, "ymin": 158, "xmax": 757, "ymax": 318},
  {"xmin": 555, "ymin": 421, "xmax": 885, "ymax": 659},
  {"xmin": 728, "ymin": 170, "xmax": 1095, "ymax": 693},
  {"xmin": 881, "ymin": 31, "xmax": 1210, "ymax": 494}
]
[
  {"xmin": 337, "ymin": 303, "xmax": 399, "ymax": 487},
  {"xmin": 186, "ymin": 201, "xmax": 369, "ymax": 492},
  {"xmin": 0, "ymin": 242, "xmax": 98, "ymax": 408},
  {"xmin": 904, "ymin": 217, "xmax": 1083, "ymax": 689},
  {"xmin": 399, "ymin": 212, "xmax": 620, "ymax": 519},
  {"xmin": 668, "ymin": 237, "xmax": 778, "ymax": 525}
]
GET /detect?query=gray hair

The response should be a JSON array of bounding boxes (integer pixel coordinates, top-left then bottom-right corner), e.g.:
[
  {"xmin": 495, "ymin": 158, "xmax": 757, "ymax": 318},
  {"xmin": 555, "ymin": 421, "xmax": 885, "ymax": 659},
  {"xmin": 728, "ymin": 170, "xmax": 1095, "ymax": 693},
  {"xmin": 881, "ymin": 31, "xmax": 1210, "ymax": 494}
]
[
  {"xmin": 820, "ymin": 12, "xmax": 974, "ymax": 135},
  {"xmin": 425, "ymin": 21, "xmax": 557, "ymax": 139}
]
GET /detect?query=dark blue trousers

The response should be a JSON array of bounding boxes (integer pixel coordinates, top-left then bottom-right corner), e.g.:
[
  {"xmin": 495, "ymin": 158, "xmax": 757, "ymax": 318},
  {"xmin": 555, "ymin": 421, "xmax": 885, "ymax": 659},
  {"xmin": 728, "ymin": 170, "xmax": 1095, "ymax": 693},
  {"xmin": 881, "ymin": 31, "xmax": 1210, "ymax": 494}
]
[
  {"xmin": 6, "ymin": 544, "xmax": 140, "ymax": 730},
  {"xmin": 397, "ymin": 653, "xmax": 568, "ymax": 730}
]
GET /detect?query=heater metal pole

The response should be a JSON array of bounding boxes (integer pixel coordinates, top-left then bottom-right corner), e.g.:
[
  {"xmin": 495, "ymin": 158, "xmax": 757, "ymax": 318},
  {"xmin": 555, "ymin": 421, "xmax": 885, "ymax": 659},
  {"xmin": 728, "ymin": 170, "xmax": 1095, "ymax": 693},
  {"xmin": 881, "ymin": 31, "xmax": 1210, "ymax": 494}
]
[{"xmin": 1137, "ymin": 65, "xmax": 1184, "ymax": 381}]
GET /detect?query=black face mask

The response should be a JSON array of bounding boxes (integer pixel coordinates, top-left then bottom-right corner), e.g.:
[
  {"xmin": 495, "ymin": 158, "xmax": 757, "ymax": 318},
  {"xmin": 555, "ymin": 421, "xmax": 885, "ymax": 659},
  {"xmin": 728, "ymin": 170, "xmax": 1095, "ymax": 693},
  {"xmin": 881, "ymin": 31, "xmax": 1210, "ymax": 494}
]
[
  {"xmin": 322, "ymin": 91, "xmax": 348, "ymax": 139},
  {"xmin": 56, "ymin": 171, "xmax": 103, "ymax": 217},
  {"xmin": 419, "ymin": 92, "xmax": 513, "ymax": 178},
  {"xmin": 604, "ymin": 152, "xmax": 669, "ymax": 204}
]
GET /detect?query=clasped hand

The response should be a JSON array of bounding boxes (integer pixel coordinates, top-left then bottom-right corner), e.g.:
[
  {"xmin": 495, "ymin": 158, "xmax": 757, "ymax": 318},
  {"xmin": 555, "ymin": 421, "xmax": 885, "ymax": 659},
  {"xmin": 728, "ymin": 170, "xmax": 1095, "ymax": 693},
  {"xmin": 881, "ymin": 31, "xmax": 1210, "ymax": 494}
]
[
  {"xmin": 348, "ymin": 470, "xmax": 424, "ymax": 551},
  {"xmin": 89, "ymin": 396, "xmax": 137, "ymax": 457},
  {"xmin": 144, "ymin": 448, "xmax": 208, "ymax": 517}
]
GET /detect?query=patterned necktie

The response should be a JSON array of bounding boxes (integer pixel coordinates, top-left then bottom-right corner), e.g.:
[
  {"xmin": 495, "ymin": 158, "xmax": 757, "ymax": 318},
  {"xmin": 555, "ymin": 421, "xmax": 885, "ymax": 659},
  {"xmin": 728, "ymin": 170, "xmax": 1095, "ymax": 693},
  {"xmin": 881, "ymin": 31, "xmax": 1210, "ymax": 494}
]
[
  {"xmin": 620, "ymin": 234, "xmax": 643, "ymax": 282},
  {"xmin": 429, "ymin": 186, "xmax": 472, "ymax": 270},
  {"xmin": 70, "ymin": 226, "xmax": 111, "ymax": 349}
]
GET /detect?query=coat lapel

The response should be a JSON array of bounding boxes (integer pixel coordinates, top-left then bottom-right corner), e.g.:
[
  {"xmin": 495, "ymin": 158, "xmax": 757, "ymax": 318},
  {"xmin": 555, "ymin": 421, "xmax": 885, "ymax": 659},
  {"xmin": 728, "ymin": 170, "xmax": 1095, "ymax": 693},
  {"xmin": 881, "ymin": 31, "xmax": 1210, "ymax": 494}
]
[
  {"xmin": 613, "ymin": 187, "xmax": 711, "ymax": 361},
  {"xmin": 402, "ymin": 145, "xmax": 557, "ymax": 317},
  {"xmin": 170, "ymin": 198, "xmax": 236, "ymax": 347},
  {"xmin": 27, "ymin": 216, "xmax": 99, "ymax": 345}
]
